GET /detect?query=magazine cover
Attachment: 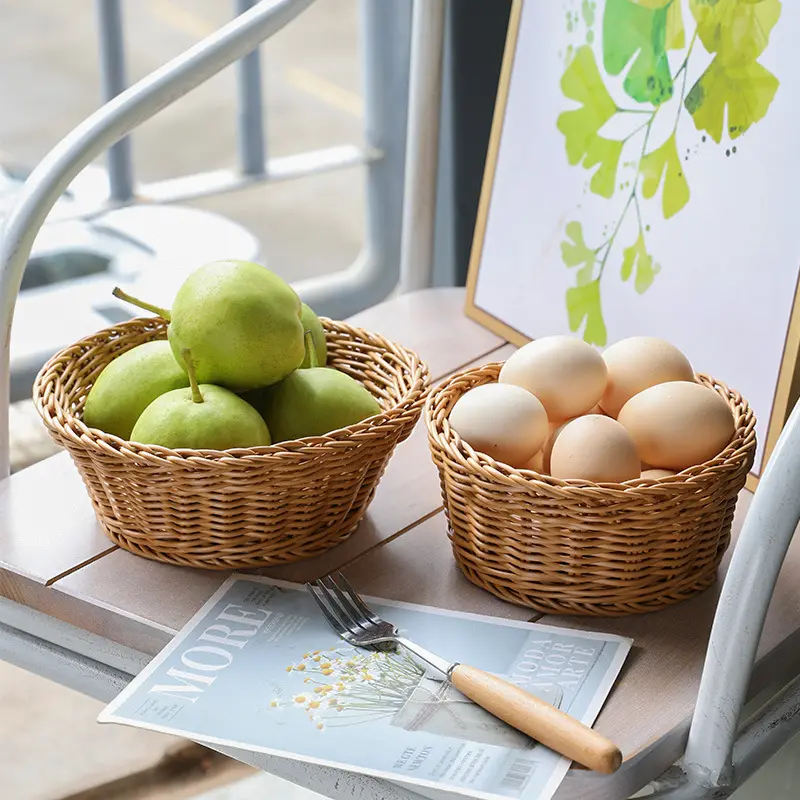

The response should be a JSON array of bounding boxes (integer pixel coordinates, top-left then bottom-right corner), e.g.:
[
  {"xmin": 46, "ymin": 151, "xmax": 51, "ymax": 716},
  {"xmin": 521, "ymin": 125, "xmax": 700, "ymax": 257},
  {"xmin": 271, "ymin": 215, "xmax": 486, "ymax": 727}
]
[{"xmin": 98, "ymin": 576, "xmax": 632, "ymax": 800}]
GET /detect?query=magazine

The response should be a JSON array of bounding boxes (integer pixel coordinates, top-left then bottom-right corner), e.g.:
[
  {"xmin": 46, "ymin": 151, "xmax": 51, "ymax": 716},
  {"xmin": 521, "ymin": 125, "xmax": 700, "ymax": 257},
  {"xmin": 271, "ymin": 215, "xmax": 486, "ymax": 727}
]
[{"xmin": 98, "ymin": 575, "xmax": 632, "ymax": 800}]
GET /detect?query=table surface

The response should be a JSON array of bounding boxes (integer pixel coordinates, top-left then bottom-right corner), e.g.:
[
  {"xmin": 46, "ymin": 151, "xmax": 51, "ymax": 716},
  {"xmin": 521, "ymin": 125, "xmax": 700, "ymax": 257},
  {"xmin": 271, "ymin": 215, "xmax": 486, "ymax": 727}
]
[{"xmin": 3, "ymin": 287, "xmax": 800, "ymax": 800}]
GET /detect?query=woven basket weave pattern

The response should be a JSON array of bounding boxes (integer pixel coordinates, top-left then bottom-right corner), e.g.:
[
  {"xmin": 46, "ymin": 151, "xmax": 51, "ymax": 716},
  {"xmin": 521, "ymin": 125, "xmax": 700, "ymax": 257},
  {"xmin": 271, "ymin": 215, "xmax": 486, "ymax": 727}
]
[
  {"xmin": 34, "ymin": 316, "xmax": 429, "ymax": 570},
  {"xmin": 425, "ymin": 362, "xmax": 757, "ymax": 617}
]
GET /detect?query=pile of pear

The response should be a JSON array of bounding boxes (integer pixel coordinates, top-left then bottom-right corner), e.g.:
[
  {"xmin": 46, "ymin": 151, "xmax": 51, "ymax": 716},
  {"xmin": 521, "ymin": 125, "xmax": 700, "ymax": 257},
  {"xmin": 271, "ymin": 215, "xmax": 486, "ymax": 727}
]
[{"xmin": 82, "ymin": 259, "xmax": 381, "ymax": 450}]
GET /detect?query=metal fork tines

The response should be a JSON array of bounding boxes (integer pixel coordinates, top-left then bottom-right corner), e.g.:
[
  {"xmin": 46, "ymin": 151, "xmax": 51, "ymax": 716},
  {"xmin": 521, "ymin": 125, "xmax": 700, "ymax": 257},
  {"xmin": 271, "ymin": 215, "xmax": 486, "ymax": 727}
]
[
  {"xmin": 307, "ymin": 572, "xmax": 453, "ymax": 676},
  {"xmin": 307, "ymin": 572, "xmax": 396, "ymax": 646}
]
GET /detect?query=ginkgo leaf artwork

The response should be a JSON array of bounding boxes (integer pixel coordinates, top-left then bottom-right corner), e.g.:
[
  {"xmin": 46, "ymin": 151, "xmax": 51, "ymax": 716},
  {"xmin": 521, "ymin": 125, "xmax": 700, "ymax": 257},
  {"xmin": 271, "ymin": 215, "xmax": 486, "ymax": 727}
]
[
  {"xmin": 602, "ymin": 0, "xmax": 675, "ymax": 106},
  {"xmin": 566, "ymin": 279, "xmax": 607, "ymax": 346},
  {"xmin": 554, "ymin": 0, "xmax": 782, "ymax": 346},
  {"xmin": 561, "ymin": 220, "xmax": 596, "ymax": 284},
  {"xmin": 557, "ymin": 46, "xmax": 618, "ymax": 167},
  {"xmin": 684, "ymin": 59, "xmax": 779, "ymax": 143},
  {"xmin": 689, "ymin": 0, "xmax": 780, "ymax": 65},
  {"xmin": 639, "ymin": 134, "xmax": 689, "ymax": 218},
  {"xmin": 584, "ymin": 135, "xmax": 624, "ymax": 199},
  {"xmin": 621, "ymin": 233, "xmax": 660, "ymax": 294}
]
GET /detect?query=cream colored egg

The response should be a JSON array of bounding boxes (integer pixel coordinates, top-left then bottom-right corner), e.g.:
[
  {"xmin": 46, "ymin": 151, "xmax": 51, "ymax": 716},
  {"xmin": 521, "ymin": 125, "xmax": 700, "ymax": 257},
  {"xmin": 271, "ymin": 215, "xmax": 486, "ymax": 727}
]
[
  {"xmin": 550, "ymin": 415, "xmax": 640, "ymax": 483},
  {"xmin": 541, "ymin": 420, "xmax": 568, "ymax": 474},
  {"xmin": 519, "ymin": 449, "xmax": 545, "ymax": 473},
  {"xmin": 542, "ymin": 412, "xmax": 602, "ymax": 473},
  {"xmin": 499, "ymin": 336, "xmax": 607, "ymax": 421},
  {"xmin": 641, "ymin": 468, "xmax": 676, "ymax": 480},
  {"xmin": 617, "ymin": 381, "xmax": 735, "ymax": 471},
  {"xmin": 599, "ymin": 336, "xmax": 694, "ymax": 418},
  {"xmin": 448, "ymin": 382, "xmax": 549, "ymax": 467}
]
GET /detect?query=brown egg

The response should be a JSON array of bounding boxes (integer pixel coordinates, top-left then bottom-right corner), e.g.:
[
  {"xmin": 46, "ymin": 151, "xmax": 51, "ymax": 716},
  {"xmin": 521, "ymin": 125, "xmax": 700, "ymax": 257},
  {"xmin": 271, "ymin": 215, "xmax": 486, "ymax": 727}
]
[
  {"xmin": 499, "ymin": 336, "xmax": 607, "ymax": 421},
  {"xmin": 617, "ymin": 381, "xmax": 735, "ymax": 471},
  {"xmin": 448, "ymin": 382, "xmax": 549, "ymax": 467},
  {"xmin": 599, "ymin": 336, "xmax": 694, "ymax": 418},
  {"xmin": 550, "ymin": 415, "xmax": 640, "ymax": 483}
]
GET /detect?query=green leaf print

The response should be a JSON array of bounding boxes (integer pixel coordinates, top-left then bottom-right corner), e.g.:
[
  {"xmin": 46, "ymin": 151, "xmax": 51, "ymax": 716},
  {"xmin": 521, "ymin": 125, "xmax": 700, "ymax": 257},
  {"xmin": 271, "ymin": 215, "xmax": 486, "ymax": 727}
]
[
  {"xmin": 685, "ymin": 58, "xmax": 779, "ymax": 143},
  {"xmin": 555, "ymin": 0, "xmax": 782, "ymax": 344},
  {"xmin": 556, "ymin": 46, "xmax": 622, "ymax": 198},
  {"xmin": 561, "ymin": 221, "xmax": 596, "ymax": 284},
  {"xmin": 630, "ymin": 0, "xmax": 685, "ymax": 50},
  {"xmin": 566, "ymin": 280, "xmax": 607, "ymax": 346},
  {"xmin": 602, "ymin": 0, "xmax": 674, "ymax": 106},
  {"xmin": 584, "ymin": 136, "xmax": 624, "ymax": 198},
  {"xmin": 621, "ymin": 233, "xmax": 660, "ymax": 293},
  {"xmin": 685, "ymin": 0, "xmax": 781, "ymax": 142},
  {"xmin": 665, "ymin": 0, "xmax": 685, "ymax": 50},
  {"xmin": 689, "ymin": 0, "xmax": 781, "ymax": 66},
  {"xmin": 640, "ymin": 133, "xmax": 690, "ymax": 219},
  {"xmin": 556, "ymin": 46, "xmax": 617, "ymax": 165}
]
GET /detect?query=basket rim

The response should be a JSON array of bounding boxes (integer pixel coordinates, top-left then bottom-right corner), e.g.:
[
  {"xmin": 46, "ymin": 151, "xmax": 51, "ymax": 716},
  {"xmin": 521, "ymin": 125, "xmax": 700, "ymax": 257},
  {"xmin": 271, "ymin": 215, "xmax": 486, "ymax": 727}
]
[
  {"xmin": 34, "ymin": 314, "xmax": 431, "ymax": 463},
  {"xmin": 424, "ymin": 359, "xmax": 757, "ymax": 495}
]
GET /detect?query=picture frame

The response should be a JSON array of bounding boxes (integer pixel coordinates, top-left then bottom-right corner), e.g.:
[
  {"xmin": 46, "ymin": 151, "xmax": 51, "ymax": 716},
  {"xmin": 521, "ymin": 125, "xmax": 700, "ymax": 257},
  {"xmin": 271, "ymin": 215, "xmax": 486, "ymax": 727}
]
[{"xmin": 464, "ymin": 0, "xmax": 800, "ymax": 491}]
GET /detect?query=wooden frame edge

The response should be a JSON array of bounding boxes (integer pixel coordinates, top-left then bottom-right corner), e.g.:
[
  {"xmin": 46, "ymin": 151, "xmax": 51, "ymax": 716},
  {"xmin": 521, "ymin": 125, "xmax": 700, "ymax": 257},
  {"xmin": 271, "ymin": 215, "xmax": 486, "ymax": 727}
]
[
  {"xmin": 752, "ymin": 269, "xmax": 800, "ymax": 487},
  {"xmin": 463, "ymin": 0, "xmax": 524, "ymax": 341}
]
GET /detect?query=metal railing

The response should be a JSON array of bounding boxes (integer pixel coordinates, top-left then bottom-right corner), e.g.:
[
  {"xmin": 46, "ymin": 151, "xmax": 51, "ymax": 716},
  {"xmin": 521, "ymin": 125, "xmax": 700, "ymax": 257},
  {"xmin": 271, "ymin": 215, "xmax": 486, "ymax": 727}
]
[{"xmin": 87, "ymin": 0, "xmax": 377, "ymax": 216}]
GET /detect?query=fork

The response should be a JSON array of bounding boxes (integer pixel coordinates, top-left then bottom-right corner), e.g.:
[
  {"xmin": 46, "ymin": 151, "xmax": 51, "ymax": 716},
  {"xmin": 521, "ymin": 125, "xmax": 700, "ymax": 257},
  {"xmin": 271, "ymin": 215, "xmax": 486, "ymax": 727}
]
[{"xmin": 306, "ymin": 572, "xmax": 622, "ymax": 774}]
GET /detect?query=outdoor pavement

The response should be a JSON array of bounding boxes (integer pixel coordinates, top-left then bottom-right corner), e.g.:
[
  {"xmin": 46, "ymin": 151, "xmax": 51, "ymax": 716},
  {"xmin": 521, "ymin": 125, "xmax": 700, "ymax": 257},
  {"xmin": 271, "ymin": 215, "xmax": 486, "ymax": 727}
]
[{"xmin": 1, "ymin": 0, "xmax": 361, "ymax": 797}]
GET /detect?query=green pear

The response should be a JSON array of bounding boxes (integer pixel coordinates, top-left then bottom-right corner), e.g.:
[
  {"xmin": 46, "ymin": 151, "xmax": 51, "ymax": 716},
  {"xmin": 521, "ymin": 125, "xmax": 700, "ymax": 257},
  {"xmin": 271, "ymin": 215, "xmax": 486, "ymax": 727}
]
[
  {"xmin": 253, "ymin": 365, "xmax": 381, "ymax": 443},
  {"xmin": 82, "ymin": 340, "xmax": 189, "ymax": 440},
  {"xmin": 113, "ymin": 259, "xmax": 306, "ymax": 392},
  {"xmin": 299, "ymin": 302, "xmax": 327, "ymax": 369},
  {"xmin": 130, "ymin": 349, "xmax": 271, "ymax": 450}
]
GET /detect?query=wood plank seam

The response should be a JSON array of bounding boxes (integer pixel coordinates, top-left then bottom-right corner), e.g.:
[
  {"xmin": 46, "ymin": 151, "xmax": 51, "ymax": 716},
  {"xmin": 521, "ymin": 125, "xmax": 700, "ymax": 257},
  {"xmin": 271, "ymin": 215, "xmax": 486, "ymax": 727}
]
[
  {"xmin": 323, "ymin": 506, "xmax": 446, "ymax": 577},
  {"xmin": 44, "ymin": 546, "xmax": 118, "ymax": 587}
]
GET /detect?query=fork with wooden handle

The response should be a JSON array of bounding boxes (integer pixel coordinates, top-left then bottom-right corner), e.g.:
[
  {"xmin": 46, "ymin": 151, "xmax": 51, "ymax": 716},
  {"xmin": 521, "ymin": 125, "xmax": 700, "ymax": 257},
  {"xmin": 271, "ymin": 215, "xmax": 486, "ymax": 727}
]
[{"xmin": 307, "ymin": 572, "xmax": 623, "ymax": 775}]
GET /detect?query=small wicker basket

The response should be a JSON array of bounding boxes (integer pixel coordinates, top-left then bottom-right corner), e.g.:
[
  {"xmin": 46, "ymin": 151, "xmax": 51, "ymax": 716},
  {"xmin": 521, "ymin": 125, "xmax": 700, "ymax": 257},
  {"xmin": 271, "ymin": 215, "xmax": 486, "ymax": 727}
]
[
  {"xmin": 425, "ymin": 361, "xmax": 757, "ymax": 617},
  {"xmin": 33, "ymin": 315, "xmax": 429, "ymax": 570}
]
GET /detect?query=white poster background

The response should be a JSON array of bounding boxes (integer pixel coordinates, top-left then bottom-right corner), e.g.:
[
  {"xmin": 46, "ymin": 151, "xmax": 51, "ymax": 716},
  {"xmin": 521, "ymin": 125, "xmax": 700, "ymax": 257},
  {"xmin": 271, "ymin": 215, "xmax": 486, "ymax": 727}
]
[{"xmin": 473, "ymin": 0, "xmax": 800, "ymax": 473}]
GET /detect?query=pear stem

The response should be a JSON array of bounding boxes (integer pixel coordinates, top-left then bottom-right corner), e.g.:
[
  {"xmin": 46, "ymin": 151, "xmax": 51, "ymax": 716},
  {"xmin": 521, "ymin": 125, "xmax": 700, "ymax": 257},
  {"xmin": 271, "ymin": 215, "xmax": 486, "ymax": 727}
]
[
  {"xmin": 304, "ymin": 330, "xmax": 319, "ymax": 369},
  {"xmin": 112, "ymin": 286, "xmax": 172, "ymax": 321},
  {"xmin": 182, "ymin": 349, "xmax": 204, "ymax": 404}
]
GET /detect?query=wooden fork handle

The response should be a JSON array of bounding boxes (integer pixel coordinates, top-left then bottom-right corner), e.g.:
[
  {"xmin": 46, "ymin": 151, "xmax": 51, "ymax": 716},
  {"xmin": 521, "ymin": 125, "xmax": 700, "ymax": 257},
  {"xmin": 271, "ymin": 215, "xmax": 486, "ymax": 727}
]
[{"xmin": 450, "ymin": 664, "xmax": 622, "ymax": 774}]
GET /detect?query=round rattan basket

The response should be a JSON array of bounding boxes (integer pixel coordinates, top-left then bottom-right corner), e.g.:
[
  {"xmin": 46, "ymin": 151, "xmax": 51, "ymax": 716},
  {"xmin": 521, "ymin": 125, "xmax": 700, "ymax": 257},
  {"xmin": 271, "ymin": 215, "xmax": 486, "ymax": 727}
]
[
  {"xmin": 424, "ymin": 361, "xmax": 757, "ymax": 617},
  {"xmin": 33, "ymin": 315, "xmax": 429, "ymax": 570}
]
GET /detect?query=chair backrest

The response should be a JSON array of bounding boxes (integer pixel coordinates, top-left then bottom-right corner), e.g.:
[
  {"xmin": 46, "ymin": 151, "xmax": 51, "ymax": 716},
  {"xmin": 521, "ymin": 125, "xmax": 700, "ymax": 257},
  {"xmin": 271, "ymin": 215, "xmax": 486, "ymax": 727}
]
[{"xmin": 681, "ymin": 394, "xmax": 800, "ymax": 787}]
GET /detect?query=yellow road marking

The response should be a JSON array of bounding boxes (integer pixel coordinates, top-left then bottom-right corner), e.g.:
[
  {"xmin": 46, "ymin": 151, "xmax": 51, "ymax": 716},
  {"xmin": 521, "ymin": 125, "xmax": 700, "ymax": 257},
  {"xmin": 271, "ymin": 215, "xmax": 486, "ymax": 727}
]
[
  {"xmin": 285, "ymin": 67, "xmax": 363, "ymax": 118},
  {"xmin": 148, "ymin": 0, "xmax": 214, "ymax": 39},
  {"xmin": 148, "ymin": 0, "xmax": 363, "ymax": 118}
]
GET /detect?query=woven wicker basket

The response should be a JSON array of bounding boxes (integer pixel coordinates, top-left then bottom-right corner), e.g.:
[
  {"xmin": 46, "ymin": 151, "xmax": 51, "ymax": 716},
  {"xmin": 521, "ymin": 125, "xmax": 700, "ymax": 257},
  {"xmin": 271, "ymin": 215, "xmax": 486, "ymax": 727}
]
[
  {"xmin": 425, "ymin": 361, "xmax": 757, "ymax": 617},
  {"xmin": 33, "ymin": 315, "xmax": 429, "ymax": 570}
]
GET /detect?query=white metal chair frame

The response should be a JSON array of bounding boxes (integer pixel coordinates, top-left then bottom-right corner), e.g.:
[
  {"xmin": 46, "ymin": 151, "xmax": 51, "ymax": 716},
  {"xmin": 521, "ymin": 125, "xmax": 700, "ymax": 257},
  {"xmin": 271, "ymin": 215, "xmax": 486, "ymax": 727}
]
[{"xmin": 1, "ymin": 2, "xmax": 799, "ymax": 798}]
